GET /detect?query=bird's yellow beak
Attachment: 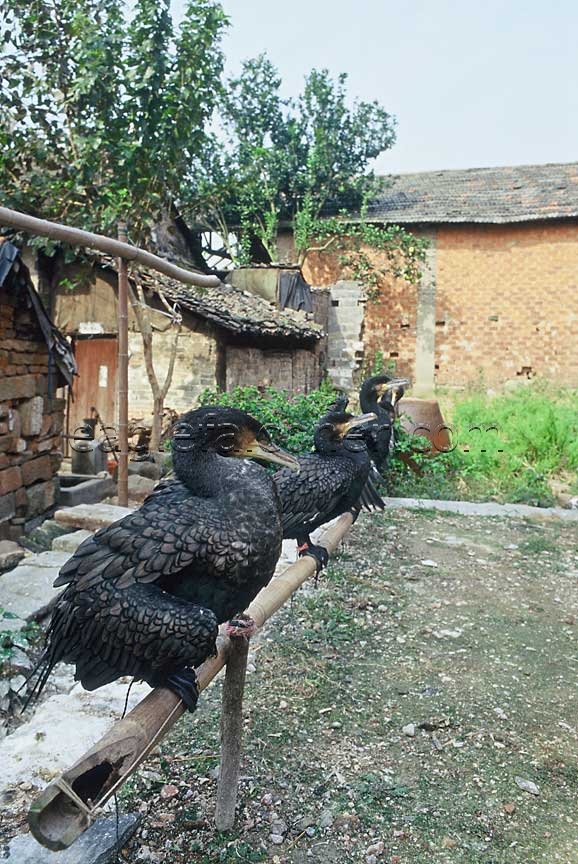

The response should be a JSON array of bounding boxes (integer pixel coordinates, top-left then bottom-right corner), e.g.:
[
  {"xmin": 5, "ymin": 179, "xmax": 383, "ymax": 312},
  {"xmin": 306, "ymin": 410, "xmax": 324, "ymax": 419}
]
[
  {"xmin": 245, "ymin": 439, "xmax": 300, "ymax": 472},
  {"xmin": 332, "ymin": 412, "xmax": 377, "ymax": 439},
  {"xmin": 343, "ymin": 412, "xmax": 377, "ymax": 433}
]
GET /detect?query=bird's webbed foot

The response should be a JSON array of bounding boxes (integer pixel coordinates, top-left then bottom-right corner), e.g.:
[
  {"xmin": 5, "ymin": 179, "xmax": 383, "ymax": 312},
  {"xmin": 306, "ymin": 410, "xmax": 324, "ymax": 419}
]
[
  {"xmin": 226, "ymin": 614, "xmax": 257, "ymax": 639},
  {"xmin": 298, "ymin": 541, "xmax": 329, "ymax": 580},
  {"xmin": 164, "ymin": 667, "xmax": 199, "ymax": 712}
]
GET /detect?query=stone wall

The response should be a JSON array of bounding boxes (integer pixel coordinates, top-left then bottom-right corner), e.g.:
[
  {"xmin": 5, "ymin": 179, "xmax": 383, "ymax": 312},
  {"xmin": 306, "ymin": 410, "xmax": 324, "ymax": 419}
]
[
  {"xmin": 304, "ymin": 251, "xmax": 417, "ymax": 391},
  {"xmin": 0, "ymin": 286, "xmax": 65, "ymax": 540},
  {"xmin": 127, "ymin": 317, "xmax": 220, "ymax": 419},
  {"xmin": 324, "ymin": 281, "xmax": 366, "ymax": 392}
]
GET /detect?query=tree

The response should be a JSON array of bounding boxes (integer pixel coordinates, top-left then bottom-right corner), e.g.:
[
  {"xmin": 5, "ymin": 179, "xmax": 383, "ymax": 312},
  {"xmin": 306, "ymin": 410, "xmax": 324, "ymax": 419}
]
[
  {"xmin": 0, "ymin": 0, "xmax": 228, "ymax": 447},
  {"xmin": 0, "ymin": 0, "xmax": 228, "ymax": 245},
  {"xmin": 190, "ymin": 55, "xmax": 427, "ymax": 285}
]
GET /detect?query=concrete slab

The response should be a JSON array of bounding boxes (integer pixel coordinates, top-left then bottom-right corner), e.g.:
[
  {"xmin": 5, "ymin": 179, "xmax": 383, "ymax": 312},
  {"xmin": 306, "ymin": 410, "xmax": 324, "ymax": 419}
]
[
  {"xmin": 0, "ymin": 677, "xmax": 151, "ymax": 790},
  {"xmin": 51, "ymin": 530, "xmax": 93, "ymax": 554},
  {"xmin": 54, "ymin": 504, "xmax": 133, "ymax": 532},
  {"xmin": 0, "ymin": 562, "xmax": 64, "ymax": 627},
  {"xmin": 6, "ymin": 813, "xmax": 141, "ymax": 863},
  {"xmin": 27, "ymin": 551, "xmax": 72, "ymax": 569},
  {"xmin": 382, "ymin": 496, "xmax": 578, "ymax": 522}
]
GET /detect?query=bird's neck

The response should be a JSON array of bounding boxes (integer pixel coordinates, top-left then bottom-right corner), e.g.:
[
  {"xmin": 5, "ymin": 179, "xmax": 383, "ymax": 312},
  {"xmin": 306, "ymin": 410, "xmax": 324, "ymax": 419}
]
[
  {"xmin": 172, "ymin": 447, "xmax": 227, "ymax": 497},
  {"xmin": 173, "ymin": 448, "xmax": 265, "ymax": 499}
]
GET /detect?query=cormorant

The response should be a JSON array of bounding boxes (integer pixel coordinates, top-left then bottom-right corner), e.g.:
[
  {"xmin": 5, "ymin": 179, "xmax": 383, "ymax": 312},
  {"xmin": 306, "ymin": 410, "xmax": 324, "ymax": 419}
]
[
  {"xmin": 29, "ymin": 407, "xmax": 299, "ymax": 710},
  {"xmin": 273, "ymin": 406, "xmax": 379, "ymax": 572},
  {"xmin": 358, "ymin": 374, "xmax": 408, "ymax": 480}
]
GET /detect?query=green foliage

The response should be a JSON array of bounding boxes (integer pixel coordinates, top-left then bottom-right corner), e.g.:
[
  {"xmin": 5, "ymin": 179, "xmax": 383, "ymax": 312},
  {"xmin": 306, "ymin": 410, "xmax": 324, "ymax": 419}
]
[
  {"xmin": 305, "ymin": 211, "xmax": 428, "ymax": 290},
  {"xmin": 197, "ymin": 381, "xmax": 339, "ymax": 454},
  {"xmin": 449, "ymin": 383, "xmax": 578, "ymax": 505},
  {"xmin": 0, "ymin": 0, "xmax": 228, "ymax": 245},
  {"xmin": 192, "ymin": 56, "xmax": 425, "ymax": 283},
  {"xmin": 388, "ymin": 383, "xmax": 578, "ymax": 506},
  {"xmin": 0, "ymin": 608, "xmax": 38, "ymax": 663}
]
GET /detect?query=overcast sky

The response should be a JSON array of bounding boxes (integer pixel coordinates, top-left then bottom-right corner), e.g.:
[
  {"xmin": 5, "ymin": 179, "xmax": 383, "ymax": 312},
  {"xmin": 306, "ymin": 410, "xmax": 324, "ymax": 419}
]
[{"xmin": 174, "ymin": 0, "xmax": 577, "ymax": 176}]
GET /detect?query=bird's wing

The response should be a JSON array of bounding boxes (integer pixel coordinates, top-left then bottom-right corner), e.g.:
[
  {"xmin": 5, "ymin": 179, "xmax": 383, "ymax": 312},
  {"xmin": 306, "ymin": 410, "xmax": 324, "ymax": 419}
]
[
  {"xmin": 53, "ymin": 480, "xmax": 257, "ymax": 592},
  {"xmin": 274, "ymin": 456, "xmax": 356, "ymax": 538},
  {"xmin": 37, "ymin": 581, "xmax": 219, "ymax": 695}
]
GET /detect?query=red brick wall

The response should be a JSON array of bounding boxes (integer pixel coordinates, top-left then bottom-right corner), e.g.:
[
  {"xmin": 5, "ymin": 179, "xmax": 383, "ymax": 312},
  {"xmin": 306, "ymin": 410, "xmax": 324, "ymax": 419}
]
[
  {"xmin": 0, "ymin": 285, "xmax": 66, "ymax": 539},
  {"xmin": 362, "ymin": 273, "xmax": 418, "ymax": 381},
  {"xmin": 306, "ymin": 220, "xmax": 578, "ymax": 389},
  {"xmin": 434, "ymin": 221, "xmax": 578, "ymax": 386}
]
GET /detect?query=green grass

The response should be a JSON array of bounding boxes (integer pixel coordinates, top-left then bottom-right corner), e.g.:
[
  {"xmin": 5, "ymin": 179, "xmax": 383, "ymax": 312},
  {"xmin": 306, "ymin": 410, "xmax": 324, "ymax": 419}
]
[{"xmin": 390, "ymin": 382, "xmax": 578, "ymax": 506}]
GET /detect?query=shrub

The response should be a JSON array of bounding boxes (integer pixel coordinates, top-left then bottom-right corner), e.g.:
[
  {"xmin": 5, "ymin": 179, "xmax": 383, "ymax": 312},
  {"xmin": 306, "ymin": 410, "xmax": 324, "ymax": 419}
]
[{"xmin": 197, "ymin": 381, "xmax": 340, "ymax": 454}]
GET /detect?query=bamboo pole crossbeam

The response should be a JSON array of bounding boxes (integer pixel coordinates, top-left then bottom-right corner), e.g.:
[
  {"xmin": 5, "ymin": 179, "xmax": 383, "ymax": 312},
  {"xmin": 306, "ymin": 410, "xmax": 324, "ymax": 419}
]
[
  {"xmin": 27, "ymin": 513, "xmax": 354, "ymax": 851},
  {"xmin": 0, "ymin": 207, "xmax": 221, "ymax": 288}
]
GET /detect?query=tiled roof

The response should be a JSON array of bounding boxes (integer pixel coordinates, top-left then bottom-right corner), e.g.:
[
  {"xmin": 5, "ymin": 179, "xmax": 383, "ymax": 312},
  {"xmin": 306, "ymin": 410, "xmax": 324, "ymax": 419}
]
[
  {"xmin": 99, "ymin": 258, "xmax": 322, "ymax": 342},
  {"xmin": 363, "ymin": 162, "xmax": 578, "ymax": 225}
]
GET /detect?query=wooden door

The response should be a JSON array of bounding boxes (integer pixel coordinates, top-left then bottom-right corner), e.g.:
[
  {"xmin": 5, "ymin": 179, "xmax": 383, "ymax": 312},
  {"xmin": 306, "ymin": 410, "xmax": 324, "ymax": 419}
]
[{"xmin": 68, "ymin": 337, "xmax": 118, "ymax": 437}]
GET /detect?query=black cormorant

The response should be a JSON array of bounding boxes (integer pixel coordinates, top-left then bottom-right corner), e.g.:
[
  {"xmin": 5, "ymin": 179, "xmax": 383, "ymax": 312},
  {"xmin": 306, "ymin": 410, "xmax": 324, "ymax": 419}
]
[
  {"xmin": 359, "ymin": 374, "xmax": 408, "ymax": 480},
  {"xmin": 30, "ymin": 407, "xmax": 299, "ymax": 710},
  {"xmin": 273, "ymin": 407, "xmax": 379, "ymax": 572}
]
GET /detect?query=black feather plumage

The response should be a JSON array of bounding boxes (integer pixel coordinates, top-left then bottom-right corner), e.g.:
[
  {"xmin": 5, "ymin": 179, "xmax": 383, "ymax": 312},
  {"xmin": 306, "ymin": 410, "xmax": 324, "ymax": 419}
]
[
  {"xmin": 31, "ymin": 407, "xmax": 291, "ymax": 705},
  {"xmin": 273, "ymin": 408, "xmax": 384, "ymax": 569}
]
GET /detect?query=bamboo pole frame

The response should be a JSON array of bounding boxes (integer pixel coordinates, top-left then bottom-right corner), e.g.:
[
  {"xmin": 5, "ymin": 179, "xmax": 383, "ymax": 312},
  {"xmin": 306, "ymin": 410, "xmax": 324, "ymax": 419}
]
[
  {"xmin": 117, "ymin": 222, "xmax": 130, "ymax": 507},
  {"xmin": 214, "ymin": 635, "xmax": 250, "ymax": 831},
  {"xmin": 0, "ymin": 207, "xmax": 221, "ymax": 288},
  {"xmin": 27, "ymin": 513, "xmax": 354, "ymax": 851}
]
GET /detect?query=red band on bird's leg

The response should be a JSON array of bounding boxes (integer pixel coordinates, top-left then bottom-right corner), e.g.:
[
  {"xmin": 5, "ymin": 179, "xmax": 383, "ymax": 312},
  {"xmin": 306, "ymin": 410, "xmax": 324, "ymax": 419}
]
[{"xmin": 297, "ymin": 542, "xmax": 309, "ymax": 555}]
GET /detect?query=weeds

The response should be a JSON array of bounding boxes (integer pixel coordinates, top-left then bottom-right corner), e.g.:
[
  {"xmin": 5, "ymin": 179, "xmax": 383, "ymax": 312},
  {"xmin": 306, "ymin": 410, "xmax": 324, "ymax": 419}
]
[
  {"xmin": 200, "ymin": 380, "xmax": 577, "ymax": 507},
  {"xmin": 0, "ymin": 610, "xmax": 38, "ymax": 665},
  {"xmin": 389, "ymin": 382, "xmax": 578, "ymax": 506}
]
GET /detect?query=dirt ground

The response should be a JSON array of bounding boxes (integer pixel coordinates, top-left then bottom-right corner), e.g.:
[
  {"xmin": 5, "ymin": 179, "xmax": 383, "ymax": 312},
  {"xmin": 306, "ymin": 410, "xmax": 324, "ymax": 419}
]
[{"xmin": 110, "ymin": 508, "xmax": 578, "ymax": 864}]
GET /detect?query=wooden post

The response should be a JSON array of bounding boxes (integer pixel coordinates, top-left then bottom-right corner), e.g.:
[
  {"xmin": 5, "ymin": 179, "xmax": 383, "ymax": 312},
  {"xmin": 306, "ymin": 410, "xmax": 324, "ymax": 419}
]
[
  {"xmin": 117, "ymin": 222, "xmax": 129, "ymax": 507},
  {"xmin": 215, "ymin": 635, "xmax": 250, "ymax": 831}
]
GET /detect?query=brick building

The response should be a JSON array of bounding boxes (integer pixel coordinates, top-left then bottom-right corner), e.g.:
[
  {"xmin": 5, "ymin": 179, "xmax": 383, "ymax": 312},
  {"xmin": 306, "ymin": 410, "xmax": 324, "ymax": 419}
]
[
  {"xmin": 304, "ymin": 162, "xmax": 578, "ymax": 392},
  {"xmin": 0, "ymin": 242, "xmax": 76, "ymax": 539}
]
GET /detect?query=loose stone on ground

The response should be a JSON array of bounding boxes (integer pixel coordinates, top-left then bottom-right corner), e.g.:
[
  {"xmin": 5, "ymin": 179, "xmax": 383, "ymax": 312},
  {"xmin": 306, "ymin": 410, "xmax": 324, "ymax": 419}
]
[{"xmin": 5, "ymin": 813, "xmax": 141, "ymax": 863}]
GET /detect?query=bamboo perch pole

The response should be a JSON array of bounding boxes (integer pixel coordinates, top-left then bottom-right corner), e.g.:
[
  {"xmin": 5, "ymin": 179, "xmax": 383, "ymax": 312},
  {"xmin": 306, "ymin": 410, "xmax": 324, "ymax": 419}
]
[
  {"xmin": 0, "ymin": 207, "xmax": 221, "ymax": 288},
  {"xmin": 27, "ymin": 513, "xmax": 354, "ymax": 851}
]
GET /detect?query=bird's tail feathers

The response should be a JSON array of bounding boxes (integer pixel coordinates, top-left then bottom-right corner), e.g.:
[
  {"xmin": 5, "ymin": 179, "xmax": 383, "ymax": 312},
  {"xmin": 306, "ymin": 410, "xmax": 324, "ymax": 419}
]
[{"xmin": 358, "ymin": 477, "xmax": 386, "ymax": 511}]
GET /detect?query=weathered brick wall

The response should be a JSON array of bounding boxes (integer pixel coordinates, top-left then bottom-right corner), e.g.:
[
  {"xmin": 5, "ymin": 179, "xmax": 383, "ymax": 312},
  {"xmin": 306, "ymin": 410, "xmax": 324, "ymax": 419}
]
[
  {"xmin": 0, "ymin": 287, "xmax": 65, "ymax": 539},
  {"xmin": 305, "ymin": 250, "xmax": 418, "ymax": 388},
  {"xmin": 434, "ymin": 222, "xmax": 578, "ymax": 386},
  {"xmin": 127, "ymin": 319, "xmax": 219, "ymax": 419},
  {"xmin": 306, "ymin": 221, "xmax": 578, "ymax": 389}
]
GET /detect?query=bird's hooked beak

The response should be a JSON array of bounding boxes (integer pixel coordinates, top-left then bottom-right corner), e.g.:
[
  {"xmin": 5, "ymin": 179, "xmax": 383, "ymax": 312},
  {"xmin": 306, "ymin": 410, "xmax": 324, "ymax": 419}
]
[
  {"xmin": 345, "ymin": 411, "xmax": 377, "ymax": 432},
  {"xmin": 246, "ymin": 439, "xmax": 301, "ymax": 472},
  {"xmin": 340, "ymin": 412, "xmax": 377, "ymax": 435},
  {"xmin": 382, "ymin": 378, "xmax": 410, "ymax": 407}
]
